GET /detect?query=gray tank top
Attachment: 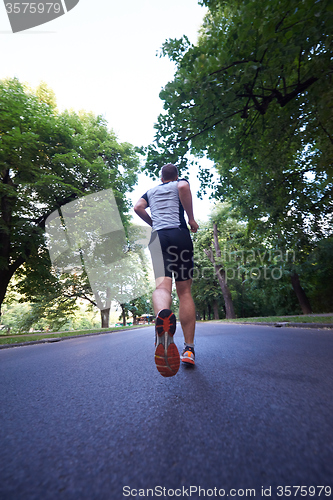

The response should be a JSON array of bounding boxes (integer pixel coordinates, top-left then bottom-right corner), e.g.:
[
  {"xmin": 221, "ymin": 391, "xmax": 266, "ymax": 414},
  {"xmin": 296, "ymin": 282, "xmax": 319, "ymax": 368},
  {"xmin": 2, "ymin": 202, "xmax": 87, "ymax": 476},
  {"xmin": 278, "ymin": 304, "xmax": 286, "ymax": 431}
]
[{"xmin": 142, "ymin": 180, "xmax": 188, "ymax": 232}]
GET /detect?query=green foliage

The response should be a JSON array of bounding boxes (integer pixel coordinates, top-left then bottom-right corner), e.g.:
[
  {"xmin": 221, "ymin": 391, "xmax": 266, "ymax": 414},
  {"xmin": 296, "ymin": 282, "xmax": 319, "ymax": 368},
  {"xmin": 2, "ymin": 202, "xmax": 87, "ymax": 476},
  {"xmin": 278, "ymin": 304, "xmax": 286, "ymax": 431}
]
[
  {"xmin": 191, "ymin": 203, "xmax": 333, "ymax": 318},
  {"xmin": 0, "ymin": 78, "xmax": 140, "ymax": 316},
  {"xmin": 120, "ymin": 292, "xmax": 154, "ymax": 325},
  {"xmin": 154, "ymin": 0, "xmax": 332, "ymax": 155},
  {"xmin": 0, "ymin": 301, "xmax": 31, "ymax": 334},
  {"xmin": 192, "ymin": 240, "xmax": 224, "ymax": 319},
  {"xmin": 15, "ymin": 297, "xmax": 78, "ymax": 333},
  {"xmin": 146, "ymin": 0, "xmax": 332, "ymax": 238},
  {"xmin": 13, "ymin": 222, "xmax": 153, "ymax": 329},
  {"xmin": 302, "ymin": 236, "xmax": 333, "ymax": 312},
  {"xmin": 144, "ymin": 0, "xmax": 332, "ymax": 314},
  {"xmin": 34, "ymin": 81, "xmax": 57, "ymax": 110}
]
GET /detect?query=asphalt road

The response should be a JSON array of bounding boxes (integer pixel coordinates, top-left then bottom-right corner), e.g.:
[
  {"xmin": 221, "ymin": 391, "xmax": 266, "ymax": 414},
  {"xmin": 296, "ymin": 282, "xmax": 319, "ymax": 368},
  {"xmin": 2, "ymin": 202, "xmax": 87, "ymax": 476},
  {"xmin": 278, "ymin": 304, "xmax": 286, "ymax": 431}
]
[{"xmin": 0, "ymin": 323, "xmax": 332, "ymax": 500}]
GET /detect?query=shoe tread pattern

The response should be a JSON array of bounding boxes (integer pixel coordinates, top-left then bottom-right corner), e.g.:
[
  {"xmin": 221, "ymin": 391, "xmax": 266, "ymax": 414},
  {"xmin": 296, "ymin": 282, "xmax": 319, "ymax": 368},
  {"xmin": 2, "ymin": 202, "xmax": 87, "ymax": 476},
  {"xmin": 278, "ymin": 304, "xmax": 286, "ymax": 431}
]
[
  {"xmin": 154, "ymin": 309, "xmax": 179, "ymax": 377},
  {"xmin": 155, "ymin": 309, "xmax": 176, "ymax": 337}
]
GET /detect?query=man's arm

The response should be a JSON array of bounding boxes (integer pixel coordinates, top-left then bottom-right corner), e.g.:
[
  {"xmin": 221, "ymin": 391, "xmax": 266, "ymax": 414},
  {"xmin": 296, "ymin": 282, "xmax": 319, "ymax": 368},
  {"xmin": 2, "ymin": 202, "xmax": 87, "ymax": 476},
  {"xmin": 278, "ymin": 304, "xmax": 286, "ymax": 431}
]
[
  {"xmin": 134, "ymin": 198, "xmax": 152, "ymax": 227},
  {"xmin": 178, "ymin": 181, "xmax": 199, "ymax": 233}
]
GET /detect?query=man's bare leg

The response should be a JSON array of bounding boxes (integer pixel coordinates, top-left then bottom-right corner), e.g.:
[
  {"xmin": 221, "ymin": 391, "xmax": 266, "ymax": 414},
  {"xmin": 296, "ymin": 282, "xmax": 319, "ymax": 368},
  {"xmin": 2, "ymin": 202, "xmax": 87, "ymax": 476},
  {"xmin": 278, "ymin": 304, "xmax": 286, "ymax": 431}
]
[
  {"xmin": 152, "ymin": 276, "xmax": 172, "ymax": 315},
  {"xmin": 175, "ymin": 279, "xmax": 195, "ymax": 344},
  {"xmin": 153, "ymin": 276, "xmax": 179, "ymax": 377}
]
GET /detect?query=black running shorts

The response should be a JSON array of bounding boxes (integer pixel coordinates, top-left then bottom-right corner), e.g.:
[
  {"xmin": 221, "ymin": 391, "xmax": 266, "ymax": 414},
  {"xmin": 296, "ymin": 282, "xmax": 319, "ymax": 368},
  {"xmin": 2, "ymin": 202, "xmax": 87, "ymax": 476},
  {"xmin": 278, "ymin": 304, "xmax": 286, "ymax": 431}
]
[{"xmin": 148, "ymin": 227, "xmax": 194, "ymax": 282}]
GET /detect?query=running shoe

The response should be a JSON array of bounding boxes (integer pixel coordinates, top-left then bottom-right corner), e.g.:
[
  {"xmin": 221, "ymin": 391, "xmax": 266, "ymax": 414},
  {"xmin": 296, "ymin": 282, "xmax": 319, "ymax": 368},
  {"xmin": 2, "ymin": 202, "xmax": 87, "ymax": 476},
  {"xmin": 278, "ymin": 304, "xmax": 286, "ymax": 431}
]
[
  {"xmin": 154, "ymin": 309, "xmax": 180, "ymax": 377},
  {"xmin": 180, "ymin": 345, "xmax": 195, "ymax": 366}
]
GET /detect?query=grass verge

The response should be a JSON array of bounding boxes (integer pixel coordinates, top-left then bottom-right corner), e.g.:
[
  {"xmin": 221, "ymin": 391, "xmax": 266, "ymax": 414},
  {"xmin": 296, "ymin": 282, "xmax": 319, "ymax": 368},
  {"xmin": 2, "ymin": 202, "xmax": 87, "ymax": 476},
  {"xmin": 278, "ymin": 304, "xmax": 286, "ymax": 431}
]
[
  {"xmin": 0, "ymin": 324, "xmax": 145, "ymax": 346},
  {"xmin": 213, "ymin": 314, "xmax": 333, "ymax": 324}
]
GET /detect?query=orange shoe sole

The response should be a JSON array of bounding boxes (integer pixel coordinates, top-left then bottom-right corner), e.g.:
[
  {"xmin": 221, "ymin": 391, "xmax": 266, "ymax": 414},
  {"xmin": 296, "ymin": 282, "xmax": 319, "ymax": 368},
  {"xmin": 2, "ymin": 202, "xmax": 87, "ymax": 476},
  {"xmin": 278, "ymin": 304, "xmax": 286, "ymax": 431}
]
[
  {"xmin": 181, "ymin": 357, "xmax": 195, "ymax": 366},
  {"xmin": 154, "ymin": 309, "xmax": 179, "ymax": 378},
  {"xmin": 155, "ymin": 343, "xmax": 180, "ymax": 377}
]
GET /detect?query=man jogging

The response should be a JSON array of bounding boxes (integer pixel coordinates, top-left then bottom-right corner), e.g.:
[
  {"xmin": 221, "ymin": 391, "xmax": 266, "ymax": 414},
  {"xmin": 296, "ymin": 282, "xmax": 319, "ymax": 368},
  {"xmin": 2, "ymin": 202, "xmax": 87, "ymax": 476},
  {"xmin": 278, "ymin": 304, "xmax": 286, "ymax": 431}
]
[{"xmin": 134, "ymin": 163, "xmax": 198, "ymax": 378}]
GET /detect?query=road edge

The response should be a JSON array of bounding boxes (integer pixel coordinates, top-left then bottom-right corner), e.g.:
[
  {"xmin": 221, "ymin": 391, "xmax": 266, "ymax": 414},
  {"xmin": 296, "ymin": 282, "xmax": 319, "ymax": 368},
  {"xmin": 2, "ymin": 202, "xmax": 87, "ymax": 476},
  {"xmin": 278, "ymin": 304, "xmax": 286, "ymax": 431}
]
[
  {"xmin": 0, "ymin": 325, "xmax": 152, "ymax": 350},
  {"xmin": 214, "ymin": 321, "xmax": 333, "ymax": 329}
]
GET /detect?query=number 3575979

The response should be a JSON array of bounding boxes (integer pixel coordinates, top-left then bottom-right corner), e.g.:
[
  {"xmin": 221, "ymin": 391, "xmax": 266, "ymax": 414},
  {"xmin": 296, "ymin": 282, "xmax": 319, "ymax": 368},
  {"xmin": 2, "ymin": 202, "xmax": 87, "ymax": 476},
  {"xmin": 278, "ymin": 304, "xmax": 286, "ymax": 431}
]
[{"xmin": 5, "ymin": 3, "xmax": 61, "ymax": 14}]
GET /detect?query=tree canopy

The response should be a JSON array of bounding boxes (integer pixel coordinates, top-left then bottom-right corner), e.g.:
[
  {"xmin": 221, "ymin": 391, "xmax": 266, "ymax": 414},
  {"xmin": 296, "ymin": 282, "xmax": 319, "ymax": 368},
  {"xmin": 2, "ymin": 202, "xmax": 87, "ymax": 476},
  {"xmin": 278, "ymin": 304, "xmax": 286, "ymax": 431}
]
[
  {"xmin": 142, "ymin": 0, "xmax": 333, "ymax": 316},
  {"xmin": 0, "ymin": 78, "xmax": 140, "ymax": 316},
  {"xmin": 145, "ymin": 0, "xmax": 333, "ymax": 242}
]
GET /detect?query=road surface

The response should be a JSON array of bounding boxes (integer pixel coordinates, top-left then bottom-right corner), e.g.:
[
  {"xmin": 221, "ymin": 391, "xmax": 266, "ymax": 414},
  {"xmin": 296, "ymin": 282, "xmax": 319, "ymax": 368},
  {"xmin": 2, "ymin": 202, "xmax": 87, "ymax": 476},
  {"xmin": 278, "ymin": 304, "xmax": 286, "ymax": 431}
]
[{"xmin": 0, "ymin": 323, "xmax": 332, "ymax": 499}]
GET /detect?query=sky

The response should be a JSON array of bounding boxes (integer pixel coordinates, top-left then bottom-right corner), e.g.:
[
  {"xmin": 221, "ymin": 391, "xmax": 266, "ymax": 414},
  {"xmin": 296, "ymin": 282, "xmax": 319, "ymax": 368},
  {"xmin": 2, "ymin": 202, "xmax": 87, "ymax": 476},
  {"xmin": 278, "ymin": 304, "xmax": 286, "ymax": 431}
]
[{"xmin": 1, "ymin": 0, "xmax": 217, "ymax": 223}]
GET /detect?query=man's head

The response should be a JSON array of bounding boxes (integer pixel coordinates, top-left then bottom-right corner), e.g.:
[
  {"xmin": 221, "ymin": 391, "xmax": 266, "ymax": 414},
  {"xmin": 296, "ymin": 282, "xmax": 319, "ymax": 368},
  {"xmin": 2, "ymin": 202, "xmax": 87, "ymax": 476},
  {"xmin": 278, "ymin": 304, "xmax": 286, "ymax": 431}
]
[{"xmin": 161, "ymin": 163, "xmax": 179, "ymax": 183}]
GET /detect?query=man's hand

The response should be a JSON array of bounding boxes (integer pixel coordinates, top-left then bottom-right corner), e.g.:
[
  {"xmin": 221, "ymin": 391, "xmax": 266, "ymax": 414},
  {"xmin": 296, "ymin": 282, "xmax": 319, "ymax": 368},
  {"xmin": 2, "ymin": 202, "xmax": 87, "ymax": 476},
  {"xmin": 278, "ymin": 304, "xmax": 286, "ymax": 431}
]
[{"xmin": 188, "ymin": 219, "xmax": 199, "ymax": 233}]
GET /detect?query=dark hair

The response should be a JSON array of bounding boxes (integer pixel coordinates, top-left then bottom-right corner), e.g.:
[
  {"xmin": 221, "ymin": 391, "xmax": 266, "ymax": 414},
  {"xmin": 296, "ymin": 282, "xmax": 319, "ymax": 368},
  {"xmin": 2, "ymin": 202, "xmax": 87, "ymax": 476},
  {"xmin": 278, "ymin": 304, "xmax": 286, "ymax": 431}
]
[{"xmin": 161, "ymin": 163, "xmax": 178, "ymax": 181}]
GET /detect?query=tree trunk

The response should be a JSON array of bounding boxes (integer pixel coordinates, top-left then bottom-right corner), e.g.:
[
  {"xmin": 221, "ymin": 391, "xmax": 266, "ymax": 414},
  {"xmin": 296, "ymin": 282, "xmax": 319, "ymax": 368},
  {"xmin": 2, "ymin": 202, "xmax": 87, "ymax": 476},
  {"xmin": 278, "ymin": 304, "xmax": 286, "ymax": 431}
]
[
  {"xmin": 241, "ymin": 272, "xmax": 245, "ymax": 318},
  {"xmin": 121, "ymin": 305, "xmax": 127, "ymax": 326},
  {"xmin": 213, "ymin": 300, "xmax": 219, "ymax": 319},
  {"xmin": 0, "ymin": 271, "xmax": 11, "ymax": 318},
  {"xmin": 219, "ymin": 269, "xmax": 235, "ymax": 319},
  {"xmin": 290, "ymin": 272, "xmax": 312, "ymax": 314},
  {"xmin": 100, "ymin": 308, "xmax": 110, "ymax": 328},
  {"xmin": 204, "ymin": 223, "xmax": 236, "ymax": 319}
]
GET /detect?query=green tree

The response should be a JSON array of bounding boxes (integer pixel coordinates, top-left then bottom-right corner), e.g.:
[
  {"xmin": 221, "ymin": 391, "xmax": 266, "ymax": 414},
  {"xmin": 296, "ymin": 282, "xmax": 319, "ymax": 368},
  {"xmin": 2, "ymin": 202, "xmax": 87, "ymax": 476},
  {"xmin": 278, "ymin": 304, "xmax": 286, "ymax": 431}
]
[
  {"xmin": 14, "ymin": 222, "xmax": 152, "ymax": 330},
  {"xmin": 148, "ymin": 0, "xmax": 332, "ymax": 175},
  {"xmin": 119, "ymin": 292, "xmax": 154, "ymax": 326},
  {"xmin": 301, "ymin": 236, "xmax": 333, "ymax": 312},
  {"xmin": 0, "ymin": 78, "xmax": 140, "ymax": 318},
  {"xmin": 145, "ymin": 0, "xmax": 332, "ymax": 313},
  {"xmin": 192, "ymin": 204, "xmax": 248, "ymax": 319},
  {"xmin": 191, "ymin": 238, "xmax": 224, "ymax": 320},
  {"xmin": 191, "ymin": 203, "xmax": 316, "ymax": 319}
]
